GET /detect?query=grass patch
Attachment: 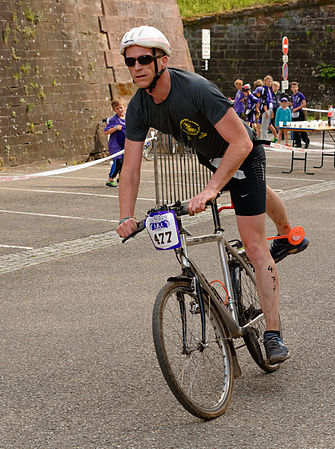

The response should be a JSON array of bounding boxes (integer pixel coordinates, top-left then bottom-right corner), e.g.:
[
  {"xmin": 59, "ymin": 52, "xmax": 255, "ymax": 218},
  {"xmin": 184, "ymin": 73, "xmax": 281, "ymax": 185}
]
[{"xmin": 178, "ymin": 0, "xmax": 287, "ymax": 18}]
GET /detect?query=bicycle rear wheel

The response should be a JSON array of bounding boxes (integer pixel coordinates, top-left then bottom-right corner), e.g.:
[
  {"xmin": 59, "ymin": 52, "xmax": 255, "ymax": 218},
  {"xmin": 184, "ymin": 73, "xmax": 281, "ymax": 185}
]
[
  {"xmin": 229, "ymin": 256, "xmax": 280, "ymax": 373},
  {"xmin": 152, "ymin": 280, "xmax": 234, "ymax": 420}
]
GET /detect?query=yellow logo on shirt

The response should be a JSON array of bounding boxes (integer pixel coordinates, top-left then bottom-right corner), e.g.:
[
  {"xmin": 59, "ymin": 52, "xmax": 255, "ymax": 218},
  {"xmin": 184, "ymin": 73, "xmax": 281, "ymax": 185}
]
[
  {"xmin": 180, "ymin": 119, "xmax": 200, "ymax": 135},
  {"xmin": 179, "ymin": 119, "xmax": 207, "ymax": 140}
]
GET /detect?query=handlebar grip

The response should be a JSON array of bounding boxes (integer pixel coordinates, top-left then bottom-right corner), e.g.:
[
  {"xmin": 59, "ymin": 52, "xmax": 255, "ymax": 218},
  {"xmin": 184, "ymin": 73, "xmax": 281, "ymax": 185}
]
[{"xmin": 121, "ymin": 220, "xmax": 146, "ymax": 243}]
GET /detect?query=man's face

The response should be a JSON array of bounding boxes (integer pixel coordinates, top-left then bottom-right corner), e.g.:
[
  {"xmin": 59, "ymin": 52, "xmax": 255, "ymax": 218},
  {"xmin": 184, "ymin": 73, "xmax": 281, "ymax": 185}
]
[
  {"xmin": 265, "ymin": 79, "xmax": 272, "ymax": 87},
  {"xmin": 125, "ymin": 45, "xmax": 166, "ymax": 90}
]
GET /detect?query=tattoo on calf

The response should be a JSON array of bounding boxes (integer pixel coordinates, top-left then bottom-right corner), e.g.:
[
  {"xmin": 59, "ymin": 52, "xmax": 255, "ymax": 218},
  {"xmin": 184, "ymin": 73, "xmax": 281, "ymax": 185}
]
[{"xmin": 268, "ymin": 265, "xmax": 277, "ymax": 292}]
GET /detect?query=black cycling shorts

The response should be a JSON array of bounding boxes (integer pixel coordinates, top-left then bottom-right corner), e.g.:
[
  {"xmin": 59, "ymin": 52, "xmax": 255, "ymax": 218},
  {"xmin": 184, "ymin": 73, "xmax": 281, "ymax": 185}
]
[
  {"xmin": 225, "ymin": 143, "xmax": 266, "ymax": 216},
  {"xmin": 197, "ymin": 143, "xmax": 267, "ymax": 216}
]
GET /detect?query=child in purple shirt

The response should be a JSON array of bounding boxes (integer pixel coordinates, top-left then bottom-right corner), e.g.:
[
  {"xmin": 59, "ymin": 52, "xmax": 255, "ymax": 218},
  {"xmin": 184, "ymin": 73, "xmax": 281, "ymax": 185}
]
[
  {"xmin": 242, "ymin": 84, "xmax": 259, "ymax": 133},
  {"xmin": 233, "ymin": 79, "xmax": 245, "ymax": 117},
  {"xmin": 260, "ymin": 75, "xmax": 278, "ymax": 142},
  {"xmin": 104, "ymin": 97, "xmax": 126, "ymax": 187},
  {"xmin": 252, "ymin": 86, "xmax": 263, "ymax": 137}
]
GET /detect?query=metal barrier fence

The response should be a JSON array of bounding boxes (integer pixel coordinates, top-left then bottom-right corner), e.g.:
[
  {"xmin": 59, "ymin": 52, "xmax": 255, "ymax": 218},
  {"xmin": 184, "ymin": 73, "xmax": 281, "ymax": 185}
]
[{"xmin": 152, "ymin": 133, "xmax": 212, "ymax": 206}]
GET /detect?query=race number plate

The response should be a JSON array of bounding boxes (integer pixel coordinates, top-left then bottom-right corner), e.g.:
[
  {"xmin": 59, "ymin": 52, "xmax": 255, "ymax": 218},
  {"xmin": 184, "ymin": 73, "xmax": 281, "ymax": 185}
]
[{"xmin": 145, "ymin": 210, "xmax": 181, "ymax": 250}]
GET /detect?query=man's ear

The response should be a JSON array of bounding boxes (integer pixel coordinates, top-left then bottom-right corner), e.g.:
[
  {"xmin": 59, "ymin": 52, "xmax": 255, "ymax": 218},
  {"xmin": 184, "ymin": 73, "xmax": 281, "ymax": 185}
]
[{"xmin": 160, "ymin": 55, "xmax": 168, "ymax": 70}]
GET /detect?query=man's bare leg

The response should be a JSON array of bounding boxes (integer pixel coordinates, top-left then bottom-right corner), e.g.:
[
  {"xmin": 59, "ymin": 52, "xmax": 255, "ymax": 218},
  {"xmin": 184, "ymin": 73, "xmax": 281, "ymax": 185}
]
[
  {"xmin": 236, "ymin": 213, "xmax": 290, "ymax": 364},
  {"xmin": 236, "ymin": 213, "xmax": 279, "ymax": 330},
  {"xmin": 266, "ymin": 185, "xmax": 291, "ymax": 236}
]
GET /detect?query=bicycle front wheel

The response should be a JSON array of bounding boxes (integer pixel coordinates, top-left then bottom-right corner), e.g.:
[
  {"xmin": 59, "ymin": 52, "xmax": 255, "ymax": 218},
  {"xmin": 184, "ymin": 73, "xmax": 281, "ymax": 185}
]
[
  {"xmin": 229, "ymin": 257, "xmax": 280, "ymax": 373},
  {"xmin": 152, "ymin": 280, "xmax": 234, "ymax": 420}
]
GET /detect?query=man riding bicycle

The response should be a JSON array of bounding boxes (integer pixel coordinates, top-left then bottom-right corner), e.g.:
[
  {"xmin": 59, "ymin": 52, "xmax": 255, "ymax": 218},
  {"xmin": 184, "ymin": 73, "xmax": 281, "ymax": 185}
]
[{"xmin": 116, "ymin": 26, "xmax": 308, "ymax": 365}]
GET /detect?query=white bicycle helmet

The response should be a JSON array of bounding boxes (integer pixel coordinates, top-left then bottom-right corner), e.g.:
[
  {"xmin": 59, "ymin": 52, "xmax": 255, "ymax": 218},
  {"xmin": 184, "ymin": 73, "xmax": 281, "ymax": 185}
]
[{"xmin": 120, "ymin": 26, "xmax": 171, "ymax": 57}]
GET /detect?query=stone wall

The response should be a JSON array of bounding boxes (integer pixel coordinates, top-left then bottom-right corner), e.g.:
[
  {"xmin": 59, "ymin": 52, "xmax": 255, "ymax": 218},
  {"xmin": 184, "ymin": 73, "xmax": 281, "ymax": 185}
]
[
  {"xmin": 2, "ymin": 0, "xmax": 334, "ymax": 168},
  {"xmin": 0, "ymin": 0, "xmax": 192, "ymax": 168},
  {"xmin": 183, "ymin": 0, "xmax": 335, "ymax": 107}
]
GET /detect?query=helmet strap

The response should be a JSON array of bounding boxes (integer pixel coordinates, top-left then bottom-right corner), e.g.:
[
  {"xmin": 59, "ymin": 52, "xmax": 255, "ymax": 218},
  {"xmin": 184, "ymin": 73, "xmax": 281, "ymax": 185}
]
[
  {"xmin": 148, "ymin": 48, "xmax": 165, "ymax": 93},
  {"xmin": 148, "ymin": 68, "xmax": 166, "ymax": 93}
]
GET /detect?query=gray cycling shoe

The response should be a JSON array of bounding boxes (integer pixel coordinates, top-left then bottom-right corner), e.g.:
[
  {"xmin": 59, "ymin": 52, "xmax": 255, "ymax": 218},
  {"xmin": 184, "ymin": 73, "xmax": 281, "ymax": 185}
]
[{"xmin": 263, "ymin": 335, "xmax": 291, "ymax": 365}]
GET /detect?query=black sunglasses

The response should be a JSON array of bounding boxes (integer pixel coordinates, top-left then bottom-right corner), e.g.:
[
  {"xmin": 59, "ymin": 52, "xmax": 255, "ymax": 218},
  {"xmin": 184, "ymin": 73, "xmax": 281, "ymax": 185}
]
[{"xmin": 124, "ymin": 54, "xmax": 161, "ymax": 67}]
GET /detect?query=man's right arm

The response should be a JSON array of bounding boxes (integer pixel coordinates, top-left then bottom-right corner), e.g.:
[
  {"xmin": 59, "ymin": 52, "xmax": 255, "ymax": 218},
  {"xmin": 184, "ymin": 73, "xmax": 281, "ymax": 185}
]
[{"xmin": 116, "ymin": 138, "xmax": 144, "ymax": 238}]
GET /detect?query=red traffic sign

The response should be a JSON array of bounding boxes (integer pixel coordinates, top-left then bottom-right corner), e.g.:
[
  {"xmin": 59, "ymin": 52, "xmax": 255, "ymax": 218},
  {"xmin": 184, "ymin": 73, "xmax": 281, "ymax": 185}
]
[
  {"xmin": 282, "ymin": 62, "xmax": 288, "ymax": 80},
  {"xmin": 282, "ymin": 36, "xmax": 289, "ymax": 55}
]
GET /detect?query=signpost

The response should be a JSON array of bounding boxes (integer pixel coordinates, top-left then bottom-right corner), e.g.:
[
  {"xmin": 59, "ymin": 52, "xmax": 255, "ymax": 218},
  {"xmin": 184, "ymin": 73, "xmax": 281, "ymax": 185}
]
[
  {"xmin": 281, "ymin": 36, "xmax": 289, "ymax": 91},
  {"xmin": 202, "ymin": 29, "xmax": 210, "ymax": 72}
]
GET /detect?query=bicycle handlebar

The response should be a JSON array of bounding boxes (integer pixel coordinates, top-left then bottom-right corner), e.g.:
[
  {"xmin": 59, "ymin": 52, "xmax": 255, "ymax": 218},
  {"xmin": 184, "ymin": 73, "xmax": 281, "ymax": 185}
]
[{"xmin": 121, "ymin": 197, "xmax": 221, "ymax": 244}]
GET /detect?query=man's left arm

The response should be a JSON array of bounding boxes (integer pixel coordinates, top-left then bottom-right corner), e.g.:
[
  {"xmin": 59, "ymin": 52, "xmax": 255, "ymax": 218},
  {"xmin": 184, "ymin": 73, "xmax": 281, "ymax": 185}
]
[{"xmin": 188, "ymin": 108, "xmax": 253, "ymax": 214}]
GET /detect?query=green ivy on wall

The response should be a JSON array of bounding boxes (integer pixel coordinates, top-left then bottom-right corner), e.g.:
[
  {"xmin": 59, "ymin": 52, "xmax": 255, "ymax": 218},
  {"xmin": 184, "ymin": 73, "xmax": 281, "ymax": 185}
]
[{"xmin": 317, "ymin": 63, "xmax": 335, "ymax": 81}]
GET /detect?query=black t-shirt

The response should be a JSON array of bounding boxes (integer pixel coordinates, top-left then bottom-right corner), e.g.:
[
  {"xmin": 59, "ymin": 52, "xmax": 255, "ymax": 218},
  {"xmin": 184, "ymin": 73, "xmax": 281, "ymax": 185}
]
[{"xmin": 126, "ymin": 68, "xmax": 254, "ymax": 160}]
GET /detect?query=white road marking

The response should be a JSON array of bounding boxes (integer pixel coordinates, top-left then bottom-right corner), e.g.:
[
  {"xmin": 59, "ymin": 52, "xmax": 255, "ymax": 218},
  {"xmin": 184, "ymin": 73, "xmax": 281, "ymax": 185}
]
[
  {"xmin": 2, "ymin": 172, "xmax": 323, "ymax": 184},
  {"xmin": 0, "ymin": 187, "xmax": 155, "ymax": 202},
  {"xmin": 267, "ymin": 175, "xmax": 324, "ymax": 182},
  {"xmin": 0, "ymin": 244, "xmax": 33, "ymax": 249},
  {"xmin": 0, "ymin": 209, "xmax": 118, "ymax": 222}
]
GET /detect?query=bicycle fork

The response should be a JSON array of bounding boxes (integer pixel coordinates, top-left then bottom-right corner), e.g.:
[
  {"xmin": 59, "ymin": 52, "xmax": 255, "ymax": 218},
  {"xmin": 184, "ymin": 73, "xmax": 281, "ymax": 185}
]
[{"xmin": 177, "ymin": 275, "xmax": 207, "ymax": 354}]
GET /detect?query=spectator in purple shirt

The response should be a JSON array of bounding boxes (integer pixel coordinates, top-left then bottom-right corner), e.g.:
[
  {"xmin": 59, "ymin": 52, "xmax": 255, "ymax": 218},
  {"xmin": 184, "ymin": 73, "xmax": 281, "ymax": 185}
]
[
  {"xmin": 290, "ymin": 81, "xmax": 310, "ymax": 149},
  {"xmin": 233, "ymin": 79, "xmax": 245, "ymax": 117},
  {"xmin": 260, "ymin": 74, "xmax": 278, "ymax": 142},
  {"xmin": 242, "ymin": 84, "xmax": 259, "ymax": 133},
  {"xmin": 104, "ymin": 97, "xmax": 126, "ymax": 187},
  {"xmin": 253, "ymin": 86, "xmax": 263, "ymax": 137}
]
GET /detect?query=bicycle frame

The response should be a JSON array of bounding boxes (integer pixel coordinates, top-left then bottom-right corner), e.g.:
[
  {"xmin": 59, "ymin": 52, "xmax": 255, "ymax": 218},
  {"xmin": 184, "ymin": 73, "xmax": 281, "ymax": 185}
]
[{"xmin": 175, "ymin": 201, "xmax": 264, "ymax": 340}]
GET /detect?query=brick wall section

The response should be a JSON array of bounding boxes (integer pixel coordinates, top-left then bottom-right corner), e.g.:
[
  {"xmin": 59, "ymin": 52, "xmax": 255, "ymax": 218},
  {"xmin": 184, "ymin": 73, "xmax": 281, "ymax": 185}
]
[
  {"xmin": 183, "ymin": 0, "xmax": 335, "ymax": 107},
  {"xmin": 0, "ymin": 0, "xmax": 192, "ymax": 168}
]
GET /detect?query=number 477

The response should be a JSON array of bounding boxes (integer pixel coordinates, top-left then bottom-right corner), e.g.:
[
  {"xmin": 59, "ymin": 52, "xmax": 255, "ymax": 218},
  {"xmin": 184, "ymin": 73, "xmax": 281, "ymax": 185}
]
[{"xmin": 154, "ymin": 231, "xmax": 172, "ymax": 245}]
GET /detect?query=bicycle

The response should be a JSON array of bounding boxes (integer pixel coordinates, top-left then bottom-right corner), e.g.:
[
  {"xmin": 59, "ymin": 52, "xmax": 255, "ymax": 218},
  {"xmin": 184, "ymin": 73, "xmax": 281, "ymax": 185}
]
[
  {"xmin": 142, "ymin": 130, "xmax": 158, "ymax": 160},
  {"xmin": 122, "ymin": 197, "xmax": 304, "ymax": 420}
]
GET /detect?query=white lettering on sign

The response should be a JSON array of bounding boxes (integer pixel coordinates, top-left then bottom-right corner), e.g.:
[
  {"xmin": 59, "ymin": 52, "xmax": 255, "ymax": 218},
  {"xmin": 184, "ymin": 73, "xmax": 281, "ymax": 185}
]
[
  {"xmin": 202, "ymin": 29, "xmax": 210, "ymax": 60},
  {"xmin": 282, "ymin": 80, "xmax": 289, "ymax": 91},
  {"xmin": 202, "ymin": 29, "xmax": 210, "ymax": 44},
  {"xmin": 202, "ymin": 44, "xmax": 210, "ymax": 60}
]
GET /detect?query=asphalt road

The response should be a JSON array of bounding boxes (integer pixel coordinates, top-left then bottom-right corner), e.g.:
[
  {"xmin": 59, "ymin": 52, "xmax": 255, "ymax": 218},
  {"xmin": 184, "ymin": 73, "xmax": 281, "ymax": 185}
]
[{"xmin": 1, "ymin": 137, "xmax": 335, "ymax": 449}]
